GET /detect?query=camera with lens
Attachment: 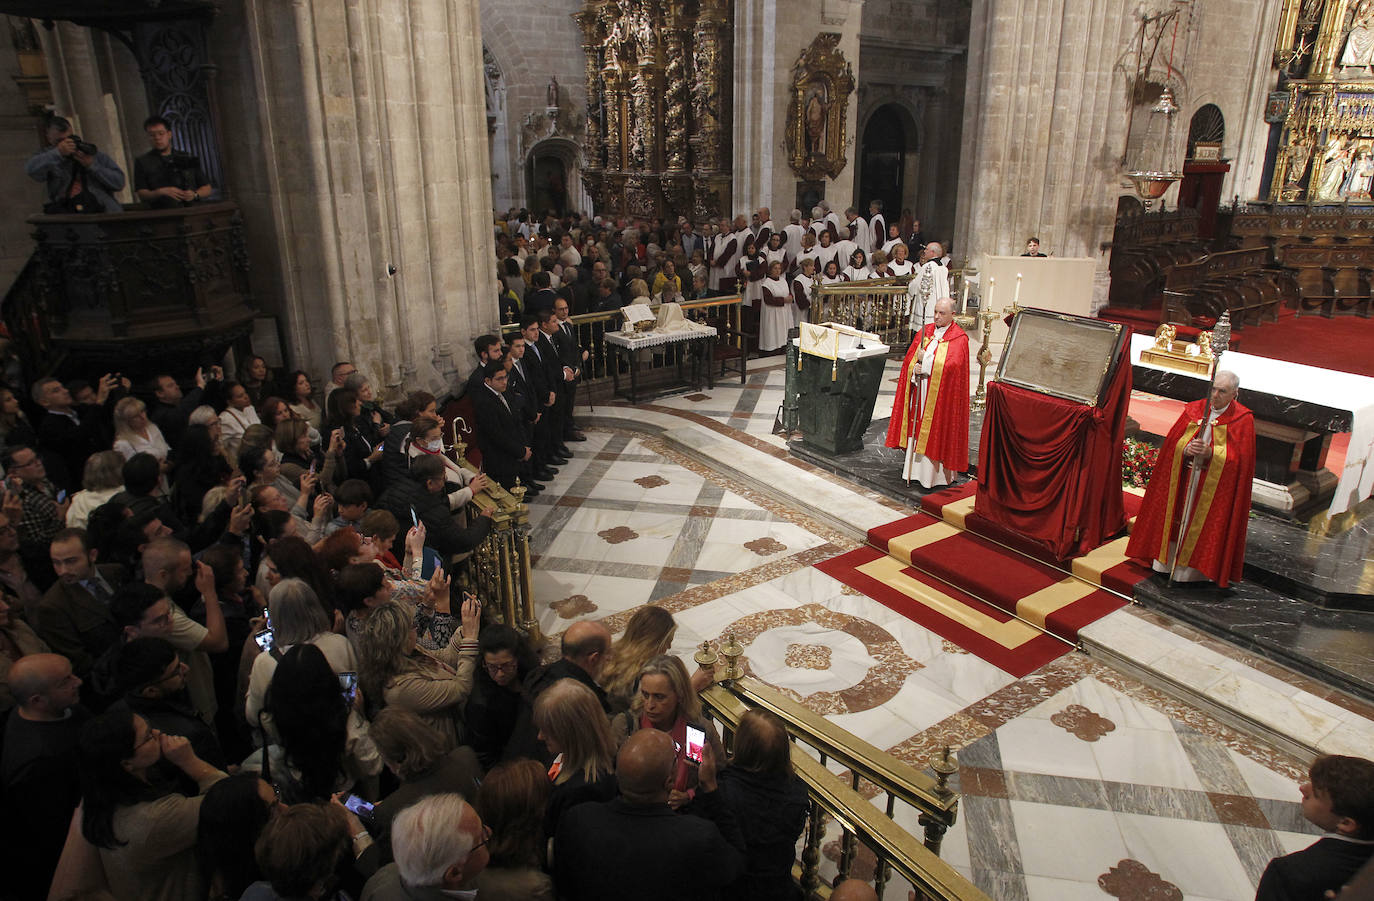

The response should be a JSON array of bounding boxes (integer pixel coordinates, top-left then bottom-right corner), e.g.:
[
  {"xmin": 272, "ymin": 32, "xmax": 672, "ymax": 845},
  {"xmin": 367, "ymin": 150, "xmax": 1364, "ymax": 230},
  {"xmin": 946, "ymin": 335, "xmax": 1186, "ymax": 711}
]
[{"xmin": 69, "ymin": 135, "xmax": 98, "ymax": 155}]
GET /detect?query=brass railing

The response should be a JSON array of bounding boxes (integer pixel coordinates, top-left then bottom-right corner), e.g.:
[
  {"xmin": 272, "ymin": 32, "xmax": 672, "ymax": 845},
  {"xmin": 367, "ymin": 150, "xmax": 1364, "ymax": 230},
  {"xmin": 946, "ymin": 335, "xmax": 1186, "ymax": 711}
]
[
  {"xmin": 702, "ymin": 680, "xmax": 988, "ymax": 901},
  {"xmin": 499, "ymin": 294, "xmax": 745, "ymax": 385},
  {"xmin": 448, "ymin": 451, "xmax": 540, "ymax": 643},
  {"xmin": 808, "ymin": 279, "xmax": 916, "ymax": 348}
]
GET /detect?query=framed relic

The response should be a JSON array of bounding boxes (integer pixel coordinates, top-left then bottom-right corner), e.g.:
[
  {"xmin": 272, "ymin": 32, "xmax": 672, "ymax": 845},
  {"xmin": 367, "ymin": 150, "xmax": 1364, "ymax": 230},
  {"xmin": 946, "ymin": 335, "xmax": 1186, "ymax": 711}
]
[{"xmin": 995, "ymin": 309, "xmax": 1126, "ymax": 406}]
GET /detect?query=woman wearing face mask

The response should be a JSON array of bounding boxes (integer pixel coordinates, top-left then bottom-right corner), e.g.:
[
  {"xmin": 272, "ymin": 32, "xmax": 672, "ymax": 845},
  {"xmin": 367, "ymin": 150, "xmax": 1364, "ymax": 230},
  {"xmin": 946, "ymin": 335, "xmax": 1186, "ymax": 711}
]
[{"xmin": 403, "ymin": 414, "xmax": 490, "ymax": 512}]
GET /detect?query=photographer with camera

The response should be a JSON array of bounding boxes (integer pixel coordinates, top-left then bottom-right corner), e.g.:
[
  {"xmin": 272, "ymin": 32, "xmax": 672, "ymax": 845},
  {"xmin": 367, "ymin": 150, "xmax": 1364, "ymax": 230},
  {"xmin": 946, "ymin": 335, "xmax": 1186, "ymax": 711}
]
[
  {"xmin": 134, "ymin": 115, "xmax": 211, "ymax": 209},
  {"xmin": 25, "ymin": 115, "xmax": 126, "ymax": 214}
]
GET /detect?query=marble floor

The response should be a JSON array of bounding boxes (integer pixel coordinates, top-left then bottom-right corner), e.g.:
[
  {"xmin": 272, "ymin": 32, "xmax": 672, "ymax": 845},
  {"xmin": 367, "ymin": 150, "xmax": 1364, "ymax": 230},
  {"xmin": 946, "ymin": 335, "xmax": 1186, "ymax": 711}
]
[{"xmin": 520, "ymin": 362, "xmax": 1372, "ymax": 901}]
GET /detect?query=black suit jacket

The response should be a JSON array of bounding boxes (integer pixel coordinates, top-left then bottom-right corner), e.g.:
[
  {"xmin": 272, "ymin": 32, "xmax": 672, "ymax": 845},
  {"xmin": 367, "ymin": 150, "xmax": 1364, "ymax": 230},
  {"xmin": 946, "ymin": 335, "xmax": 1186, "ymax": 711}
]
[
  {"xmin": 554, "ymin": 795, "xmax": 746, "ymax": 901},
  {"xmin": 1255, "ymin": 836, "xmax": 1374, "ymax": 901},
  {"xmin": 376, "ymin": 476, "xmax": 477, "ymax": 560},
  {"xmin": 527, "ymin": 288, "xmax": 558, "ymax": 315},
  {"xmin": 553, "ymin": 321, "xmax": 582, "ymax": 371},
  {"xmin": 36, "ymin": 403, "xmax": 115, "ymax": 491},
  {"xmin": 533, "ymin": 333, "xmax": 565, "ymax": 395},
  {"xmin": 471, "ymin": 386, "xmax": 527, "ymax": 478},
  {"xmin": 31, "ymin": 565, "xmax": 126, "ymax": 677},
  {"xmin": 680, "ymin": 232, "xmax": 705, "ymax": 258},
  {"xmin": 506, "ymin": 361, "xmax": 540, "ymax": 427}
]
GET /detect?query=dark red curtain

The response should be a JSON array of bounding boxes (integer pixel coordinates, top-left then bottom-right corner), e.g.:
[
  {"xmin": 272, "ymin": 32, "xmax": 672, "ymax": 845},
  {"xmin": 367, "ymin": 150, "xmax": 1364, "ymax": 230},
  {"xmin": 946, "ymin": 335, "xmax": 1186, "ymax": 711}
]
[{"xmin": 971, "ymin": 337, "xmax": 1131, "ymax": 561}]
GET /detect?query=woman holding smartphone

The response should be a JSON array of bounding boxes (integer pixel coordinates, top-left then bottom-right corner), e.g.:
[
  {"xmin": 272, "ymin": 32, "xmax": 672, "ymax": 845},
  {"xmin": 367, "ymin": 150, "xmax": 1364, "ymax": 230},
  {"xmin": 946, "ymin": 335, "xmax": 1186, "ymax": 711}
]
[{"xmin": 610, "ymin": 654, "xmax": 722, "ymax": 810}]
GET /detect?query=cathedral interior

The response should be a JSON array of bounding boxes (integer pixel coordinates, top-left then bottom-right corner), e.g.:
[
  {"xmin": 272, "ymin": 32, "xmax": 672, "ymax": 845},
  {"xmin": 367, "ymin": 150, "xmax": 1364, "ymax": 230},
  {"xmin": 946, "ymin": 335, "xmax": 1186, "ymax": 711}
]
[{"xmin": 0, "ymin": 0, "xmax": 1373, "ymax": 899}]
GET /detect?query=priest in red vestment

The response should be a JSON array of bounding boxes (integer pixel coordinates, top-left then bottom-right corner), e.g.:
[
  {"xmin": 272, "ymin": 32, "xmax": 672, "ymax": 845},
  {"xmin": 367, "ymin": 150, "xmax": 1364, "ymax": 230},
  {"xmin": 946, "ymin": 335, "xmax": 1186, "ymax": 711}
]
[
  {"xmin": 884, "ymin": 298, "xmax": 970, "ymax": 487},
  {"xmin": 1127, "ymin": 371, "xmax": 1255, "ymax": 587}
]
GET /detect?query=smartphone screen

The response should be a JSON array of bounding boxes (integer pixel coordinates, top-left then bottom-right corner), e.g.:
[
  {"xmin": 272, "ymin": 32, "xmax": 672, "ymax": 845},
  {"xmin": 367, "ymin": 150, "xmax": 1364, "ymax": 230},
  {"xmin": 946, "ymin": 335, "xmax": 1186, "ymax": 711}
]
[
  {"xmin": 684, "ymin": 725, "xmax": 705, "ymax": 764},
  {"xmin": 338, "ymin": 671, "xmax": 358, "ymax": 703},
  {"xmin": 308, "ymin": 459, "xmax": 317, "ymax": 475},
  {"xmin": 410, "ymin": 506, "xmax": 419, "ymax": 527},
  {"xmin": 343, "ymin": 793, "xmax": 374, "ymax": 819},
  {"xmin": 254, "ymin": 629, "xmax": 274, "ymax": 653},
  {"xmin": 56, "ymin": 489, "xmax": 68, "ymax": 504}
]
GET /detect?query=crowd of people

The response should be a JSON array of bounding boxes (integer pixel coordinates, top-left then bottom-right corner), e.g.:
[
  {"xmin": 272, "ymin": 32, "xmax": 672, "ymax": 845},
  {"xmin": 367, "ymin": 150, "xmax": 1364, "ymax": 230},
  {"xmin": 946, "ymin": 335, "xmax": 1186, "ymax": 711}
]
[
  {"xmin": 0, "ymin": 345, "xmax": 826, "ymax": 900},
  {"xmin": 492, "ymin": 202, "xmax": 950, "ymax": 353}
]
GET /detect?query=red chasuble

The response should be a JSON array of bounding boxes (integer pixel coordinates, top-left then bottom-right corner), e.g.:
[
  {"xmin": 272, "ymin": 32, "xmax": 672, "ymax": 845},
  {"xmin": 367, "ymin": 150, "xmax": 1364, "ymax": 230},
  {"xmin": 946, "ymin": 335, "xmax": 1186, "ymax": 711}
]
[
  {"xmin": 884, "ymin": 322, "xmax": 970, "ymax": 470},
  {"xmin": 1126, "ymin": 399, "xmax": 1255, "ymax": 587}
]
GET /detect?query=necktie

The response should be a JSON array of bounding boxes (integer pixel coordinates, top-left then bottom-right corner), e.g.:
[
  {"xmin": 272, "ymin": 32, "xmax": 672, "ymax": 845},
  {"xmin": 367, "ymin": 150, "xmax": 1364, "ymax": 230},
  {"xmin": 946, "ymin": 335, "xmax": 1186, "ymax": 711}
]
[{"xmin": 85, "ymin": 578, "xmax": 112, "ymax": 605}]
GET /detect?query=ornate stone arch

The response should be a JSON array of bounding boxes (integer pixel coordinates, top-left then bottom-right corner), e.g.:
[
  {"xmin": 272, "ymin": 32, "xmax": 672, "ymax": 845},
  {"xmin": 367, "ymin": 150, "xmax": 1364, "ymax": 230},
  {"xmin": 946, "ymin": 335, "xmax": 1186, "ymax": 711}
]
[{"xmin": 525, "ymin": 137, "xmax": 590, "ymax": 218}]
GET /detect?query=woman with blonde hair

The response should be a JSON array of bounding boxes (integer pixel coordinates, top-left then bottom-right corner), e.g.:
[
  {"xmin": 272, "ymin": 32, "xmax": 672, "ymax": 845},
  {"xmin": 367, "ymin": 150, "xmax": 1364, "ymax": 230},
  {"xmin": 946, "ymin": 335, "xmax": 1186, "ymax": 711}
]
[
  {"xmin": 611, "ymin": 653, "xmax": 722, "ymax": 809},
  {"xmin": 599, "ymin": 605, "xmax": 677, "ymax": 713},
  {"xmin": 533, "ymin": 678, "xmax": 617, "ymax": 836},
  {"xmin": 112, "ymin": 396, "xmax": 171, "ymax": 465},
  {"xmin": 66, "ymin": 450, "xmax": 126, "ymax": 529},
  {"xmin": 354, "ymin": 594, "xmax": 481, "ymax": 748},
  {"xmin": 627, "ymin": 278, "xmax": 651, "ymax": 303}
]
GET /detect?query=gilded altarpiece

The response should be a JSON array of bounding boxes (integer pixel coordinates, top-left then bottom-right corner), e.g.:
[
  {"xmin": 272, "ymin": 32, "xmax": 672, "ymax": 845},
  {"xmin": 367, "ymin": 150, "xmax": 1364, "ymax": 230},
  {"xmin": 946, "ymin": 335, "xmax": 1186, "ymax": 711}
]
[
  {"xmin": 575, "ymin": 0, "xmax": 733, "ymax": 220},
  {"xmin": 1271, "ymin": 0, "xmax": 1374, "ymax": 201}
]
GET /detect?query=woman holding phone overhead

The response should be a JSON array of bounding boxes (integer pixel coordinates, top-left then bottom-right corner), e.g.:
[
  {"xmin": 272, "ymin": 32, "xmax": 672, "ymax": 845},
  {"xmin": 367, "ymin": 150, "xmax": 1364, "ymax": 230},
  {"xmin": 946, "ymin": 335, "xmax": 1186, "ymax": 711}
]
[{"xmin": 610, "ymin": 654, "xmax": 722, "ymax": 810}]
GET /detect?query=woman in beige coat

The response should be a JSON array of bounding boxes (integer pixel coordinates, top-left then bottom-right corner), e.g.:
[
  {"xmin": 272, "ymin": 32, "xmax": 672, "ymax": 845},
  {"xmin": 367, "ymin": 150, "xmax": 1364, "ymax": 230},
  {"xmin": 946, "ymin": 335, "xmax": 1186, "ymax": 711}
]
[{"xmin": 356, "ymin": 590, "xmax": 481, "ymax": 748}]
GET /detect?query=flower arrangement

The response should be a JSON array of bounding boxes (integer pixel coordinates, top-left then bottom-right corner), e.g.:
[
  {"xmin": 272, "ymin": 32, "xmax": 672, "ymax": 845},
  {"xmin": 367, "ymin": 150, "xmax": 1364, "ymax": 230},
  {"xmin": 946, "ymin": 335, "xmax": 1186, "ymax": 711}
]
[{"xmin": 1122, "ymin": 437, "xmax": 1160, "ymax": 488}]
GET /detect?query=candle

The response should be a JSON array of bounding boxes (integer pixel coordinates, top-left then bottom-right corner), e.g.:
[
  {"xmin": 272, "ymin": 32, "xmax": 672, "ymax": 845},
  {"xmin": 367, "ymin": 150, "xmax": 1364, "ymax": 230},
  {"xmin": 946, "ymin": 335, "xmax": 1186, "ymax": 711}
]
[
  {"xmin": 1013, "ymin": 272, "xmax": 1022, "ymax": 308},
  {"xmin": 985, "ymin": 276, "xmax": 995, "ymax": 314},
  {"xmin": 961, "ymin": 279, "xmax": 969, "ymax": 310}
]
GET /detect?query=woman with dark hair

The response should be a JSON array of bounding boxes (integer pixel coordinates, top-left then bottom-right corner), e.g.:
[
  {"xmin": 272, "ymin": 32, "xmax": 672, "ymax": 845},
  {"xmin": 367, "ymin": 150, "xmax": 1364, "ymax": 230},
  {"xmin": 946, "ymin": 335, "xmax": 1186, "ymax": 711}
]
[
  {"xmin": 246, "ymin": 642, "xmax": 380, "ymax": 803},
  {"xmin": 0, "ymin": 383, "xmax": 36, "ymax": 447},
  {"xmin": 286, "ymin": 370, "xmax": 322, "ymax": 429},
  {"xmin": 717, "ymin": 709, "xmax": 809, "ymax": 901},
  {"xmin": 368, "ymin": 706, "xmax": 482, "ymax": 853},
  {"xmin": 219, "ymin": 381, "xmax": 262, "ymax": 459},
  {"xmin": 258, "ymin": 395, "xmax": 292, "ymax": 430},
  {"xmin": 170, "ymin": 424, "xmax": 234, "ymax": 527},
  {"xmin": 325, "ymin": 388, "xmax": 382, "ymax": 487},
  {"xmin": 267, "ymin": 536, "xmax": 337, "ymax": 614},
  {"xmin": 471, "ymin": 759, "xmax": 555, "ymax": 900},
  {"xmin": 464, "ymin": 623, "xmax": 538, "ymax": 767},
  {"xmin": 197, "ymin": 773, "xmax": 283, "ymax": 901},
  {"xmin": 74, "ymin": 709, "xmax": 227, "ymax": 901},
  {"xmin": 241, "ymin": 354, "xmax": 273, "ymax": 406}
]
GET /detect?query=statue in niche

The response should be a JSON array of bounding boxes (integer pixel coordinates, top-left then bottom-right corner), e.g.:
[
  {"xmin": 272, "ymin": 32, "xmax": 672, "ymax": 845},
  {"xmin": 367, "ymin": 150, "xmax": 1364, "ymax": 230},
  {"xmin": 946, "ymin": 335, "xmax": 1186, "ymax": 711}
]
[
  {"xmin": 1341, "ymin": 0, "xmax": 1374, "ymax": 72},
  {"xmin": 804, "ymin": 85, "xmax": 828, "ymax": 157},
  {"xmin": 1286, "ymin": 131, "xmax": 1314, "ymax": 187},
  {"xmin": 1316, "ymin": 132, "xmax": 1354, "ymax": 200},
  {"xmin": 548, "ymin": 75, "xmax": 560, "ymax": 108},
  {"xmin": 1344, "ymin": 147, "xmax": 1374, "ymax": 197}
]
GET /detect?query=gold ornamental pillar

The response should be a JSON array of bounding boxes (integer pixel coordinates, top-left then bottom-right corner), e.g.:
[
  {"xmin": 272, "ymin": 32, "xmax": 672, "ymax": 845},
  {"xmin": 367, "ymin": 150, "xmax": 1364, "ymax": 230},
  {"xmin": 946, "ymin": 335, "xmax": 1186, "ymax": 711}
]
[{"xmin": 663, "ymin": 11, "xmax": 689, "ymax": 172}]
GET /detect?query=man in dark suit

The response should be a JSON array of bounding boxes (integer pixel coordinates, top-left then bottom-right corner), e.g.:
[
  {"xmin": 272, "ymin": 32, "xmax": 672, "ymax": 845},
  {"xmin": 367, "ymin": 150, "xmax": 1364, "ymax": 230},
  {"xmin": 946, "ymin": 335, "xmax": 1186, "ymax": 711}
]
[
  {"xmin": 469, "ymin": 361, "xmax": 542, "ymax": 498},
  {"xmin": 32, "ymin": 374, "xmax": 123, "ymax": 492},
  {"xmin": 31, "ymin": 528, "xmax": 124, "ymax": 681},
  {"xmin": 517, "ymin": 316, "xmax": 562, "ymax": 482},
  {"xmin": 464, "ymin": 334, "xmax": 503, "ymax": 398},
  {"xmin": 552, "ymin": 297, "xmax": 588, "ymax": 443},
  {"xmin": 1255, "ymin": 754, "xmax": 1374, "ymax": 901},
  {"xmin": 529, "ymin": 311, "xmax": 572, "ymax": 468},
  {"xmin": 554, "ymin": 729, "xmax": 745, "ymax": 901},
  {"xmin": 503, "ymin": 335, "xmax": 542, "ymax": 460},
  {"xmin": 526, "ymin": 270, "xmax": 558, "ymax": 315}
]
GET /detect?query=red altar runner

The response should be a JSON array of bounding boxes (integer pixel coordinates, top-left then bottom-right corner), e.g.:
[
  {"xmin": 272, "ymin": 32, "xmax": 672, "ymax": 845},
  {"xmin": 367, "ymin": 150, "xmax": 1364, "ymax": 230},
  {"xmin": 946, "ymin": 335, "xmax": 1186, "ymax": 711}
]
[{"xmin": 970, "ymin": 345, "xmax": 1132, "ymax": 561}]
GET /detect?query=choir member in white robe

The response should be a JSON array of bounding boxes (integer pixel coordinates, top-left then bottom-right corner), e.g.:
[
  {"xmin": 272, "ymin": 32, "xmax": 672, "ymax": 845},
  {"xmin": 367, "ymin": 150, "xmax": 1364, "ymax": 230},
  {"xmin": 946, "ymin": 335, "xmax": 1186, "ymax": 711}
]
[{"xmin": 759, "ymin": 261, "xmax": 794, "ymax": 352}]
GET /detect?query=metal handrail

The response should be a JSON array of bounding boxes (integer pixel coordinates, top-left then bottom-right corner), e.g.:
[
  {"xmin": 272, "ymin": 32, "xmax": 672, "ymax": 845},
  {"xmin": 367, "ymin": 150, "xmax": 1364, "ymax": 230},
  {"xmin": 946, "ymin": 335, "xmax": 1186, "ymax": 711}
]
[
  {"xmin": 707, "ymin": 678, "xmax": 959, "ymax": 845},
  {"xmin": 702, "ymin": 684, "xmax": 989, "ymax": 901},
  {"xmin": 809, "ymin": 281, "xmax": 916, "ymax": 347}
]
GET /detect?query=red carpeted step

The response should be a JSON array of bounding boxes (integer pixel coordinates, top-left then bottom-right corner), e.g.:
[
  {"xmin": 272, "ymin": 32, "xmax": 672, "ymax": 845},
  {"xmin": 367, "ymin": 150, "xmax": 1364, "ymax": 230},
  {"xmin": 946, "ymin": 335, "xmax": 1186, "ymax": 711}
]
[
  {"xmin": 1101, "ymin": 558, "xmax": 1153, "ymax": 594},
  {"xmin": 919, "ymin": 481, "xmax": 977, "ymax": 518},
  {"xmin": 867, "ymin": 512, "xmax": 939, "ymax": 552}
]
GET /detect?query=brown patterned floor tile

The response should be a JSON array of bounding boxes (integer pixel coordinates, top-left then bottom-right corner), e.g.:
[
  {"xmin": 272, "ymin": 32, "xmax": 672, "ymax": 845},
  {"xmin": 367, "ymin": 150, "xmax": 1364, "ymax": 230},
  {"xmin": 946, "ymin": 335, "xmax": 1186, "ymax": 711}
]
[
  {"xmin": 555, "ymin": 495, "xmax": 584, "ymax": 509},
  {"xmin": 658, "ymin": 566, "xmax": 694, "ymax": 583},
  {"xmin": 687, "ymin": 505, "xmax": 718, "ymax": 518},
  {"xmin": 1207, "ymin": 792, "xmax": 1271, "ymax": 828},
  {"xmin": 1050, "ymin": 704, "xmax": 1117, "ymax": 742},
  {"xmin": 1097, "ymin": 858, "xmax": 1183, "ymax": 901}
]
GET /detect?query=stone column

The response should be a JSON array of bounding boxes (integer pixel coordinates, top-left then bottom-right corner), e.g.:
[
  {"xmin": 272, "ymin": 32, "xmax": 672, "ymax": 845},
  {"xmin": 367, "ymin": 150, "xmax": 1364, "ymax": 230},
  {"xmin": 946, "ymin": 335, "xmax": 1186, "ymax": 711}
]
[
  {"xmin": 215, "ymin": 0, "xmax": 495, "ymax": 394},
  {"xmin": 954, "ymin": 0, "xmax": 1137, "ymax": 307}
]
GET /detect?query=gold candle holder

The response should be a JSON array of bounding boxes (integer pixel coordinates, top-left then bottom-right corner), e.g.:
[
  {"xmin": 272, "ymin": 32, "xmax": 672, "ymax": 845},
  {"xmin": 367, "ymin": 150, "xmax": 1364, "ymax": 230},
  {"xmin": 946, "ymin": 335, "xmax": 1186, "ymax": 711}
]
[{"xmin": 718, "ymin": 633, "xmax": 744, "ymax": 681}]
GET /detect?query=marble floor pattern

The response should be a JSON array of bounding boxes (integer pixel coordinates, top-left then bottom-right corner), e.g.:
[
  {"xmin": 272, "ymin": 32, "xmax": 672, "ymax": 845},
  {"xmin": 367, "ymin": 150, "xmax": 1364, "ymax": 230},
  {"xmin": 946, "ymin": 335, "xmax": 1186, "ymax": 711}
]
[{"xmin": 520, "ymin": 374, "xmax": 1362, "ymax": 901}]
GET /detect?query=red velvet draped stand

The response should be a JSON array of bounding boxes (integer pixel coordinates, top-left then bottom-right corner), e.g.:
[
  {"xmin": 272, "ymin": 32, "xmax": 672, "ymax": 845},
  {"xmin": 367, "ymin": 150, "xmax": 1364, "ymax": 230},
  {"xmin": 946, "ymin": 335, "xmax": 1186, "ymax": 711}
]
[{"xmin": 970, "ymin": 345, "xmax": 1132, "ymax": 562}]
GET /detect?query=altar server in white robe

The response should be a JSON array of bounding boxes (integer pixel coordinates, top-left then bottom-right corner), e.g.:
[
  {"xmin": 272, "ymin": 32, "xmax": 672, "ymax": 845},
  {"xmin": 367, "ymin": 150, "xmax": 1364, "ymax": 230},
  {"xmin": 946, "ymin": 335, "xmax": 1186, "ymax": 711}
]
[
  {"xmin": 759, "ymin": 261, "xmax": 795, "ymax": 352},
  {"xmin": 791, "ymin": 258, "xmax": 817, "ymax": 328},
  {"xmin": 909, "ymin": 242, "xmax": 950, "ymax": 328},
  {"xmin": 783, "ymin": 210, "xmax": 807, "ymax": 258}
]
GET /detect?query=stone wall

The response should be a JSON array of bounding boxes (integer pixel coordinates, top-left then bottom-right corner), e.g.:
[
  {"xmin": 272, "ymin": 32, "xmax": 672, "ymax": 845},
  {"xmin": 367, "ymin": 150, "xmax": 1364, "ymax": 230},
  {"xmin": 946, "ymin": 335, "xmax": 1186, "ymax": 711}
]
[
  {"xmin": 855, "ymin": 0, "xmax": 970, "ymax": 246},
  {"xmin": 0, "ymin": 18, "xmax": 43, "ymax": 292},
  {"xmin": 480, "ymin": 0, "xmax": 588, "ymax": 215},
  {"xmin": 212, "ymin": 0, "xmax": 497, "ymax": 396},
  {"xmin": 733, "ymin": 0, "xmax": 863, "ymax": 223}
]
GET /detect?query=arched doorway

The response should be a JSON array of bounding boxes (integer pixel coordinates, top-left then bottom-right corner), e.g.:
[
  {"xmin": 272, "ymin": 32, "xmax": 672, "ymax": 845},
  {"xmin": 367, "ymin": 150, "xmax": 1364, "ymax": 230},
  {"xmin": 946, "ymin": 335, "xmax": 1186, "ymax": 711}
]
[
  {"xmin": 1179, "ymin": 104, "xmax": 1229, "ymax": 239},
  {"xmin": 857, "ymin": 104, "xmax": 917, "ymax": 222},
  {"xmin": 525, "ymin": 138, "xmax": 587, "ymax": 219}
]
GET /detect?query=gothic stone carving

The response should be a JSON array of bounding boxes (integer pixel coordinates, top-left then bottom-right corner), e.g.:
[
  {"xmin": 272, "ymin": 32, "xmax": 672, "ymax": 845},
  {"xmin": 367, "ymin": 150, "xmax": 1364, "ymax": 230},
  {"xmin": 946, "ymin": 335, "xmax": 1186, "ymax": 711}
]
[{"xmin": 786, "ymin": 33, "xmax": 856, "ymax": 182}]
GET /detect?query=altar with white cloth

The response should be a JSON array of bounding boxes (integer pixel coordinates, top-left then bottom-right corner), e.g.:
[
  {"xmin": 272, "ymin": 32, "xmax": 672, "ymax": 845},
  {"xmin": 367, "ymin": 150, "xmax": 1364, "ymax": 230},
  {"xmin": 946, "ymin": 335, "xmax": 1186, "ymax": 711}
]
[
  {"xmin": 604, "ymin": 303, "xmax": 718, "ymax": 404},
  {"xmin": 1129, "ymin": 332, "xmax": 1374, "ymax": 518}
]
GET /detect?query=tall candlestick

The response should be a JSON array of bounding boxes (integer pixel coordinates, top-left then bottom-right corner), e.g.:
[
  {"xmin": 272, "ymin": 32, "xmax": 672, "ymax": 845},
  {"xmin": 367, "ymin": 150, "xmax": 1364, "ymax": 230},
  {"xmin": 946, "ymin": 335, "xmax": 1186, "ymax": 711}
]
[
  {"xmin": 961, "ymin": 279, "xmax": 969, "ymax": 312},
  {"xmin": 1013, "ymin": 272, "xmax": 1022, "ymax": 308},
  {"xmin": 986, "ymin": 276, "xmax": 996, "ymax": 312}
]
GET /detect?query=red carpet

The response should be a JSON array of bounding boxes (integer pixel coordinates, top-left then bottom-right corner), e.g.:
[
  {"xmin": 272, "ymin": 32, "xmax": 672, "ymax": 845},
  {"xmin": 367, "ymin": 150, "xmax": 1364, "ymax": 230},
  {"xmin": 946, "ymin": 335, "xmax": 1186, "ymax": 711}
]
[
  {"xmin": 1225, "ymin": 313, "xmax": 1374, "ymax": 378},
  {"xmin": 817, "ymin": 484, "xmax": 1149, "ymax": 676}
]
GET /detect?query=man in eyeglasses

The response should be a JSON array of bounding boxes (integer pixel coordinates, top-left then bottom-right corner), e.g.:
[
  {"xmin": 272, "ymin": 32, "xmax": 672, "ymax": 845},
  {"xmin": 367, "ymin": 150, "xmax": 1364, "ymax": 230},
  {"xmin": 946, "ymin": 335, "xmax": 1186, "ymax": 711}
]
[{"xmin": 106, "ymin": 636, "xmax": 225, "ymax": 772}]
